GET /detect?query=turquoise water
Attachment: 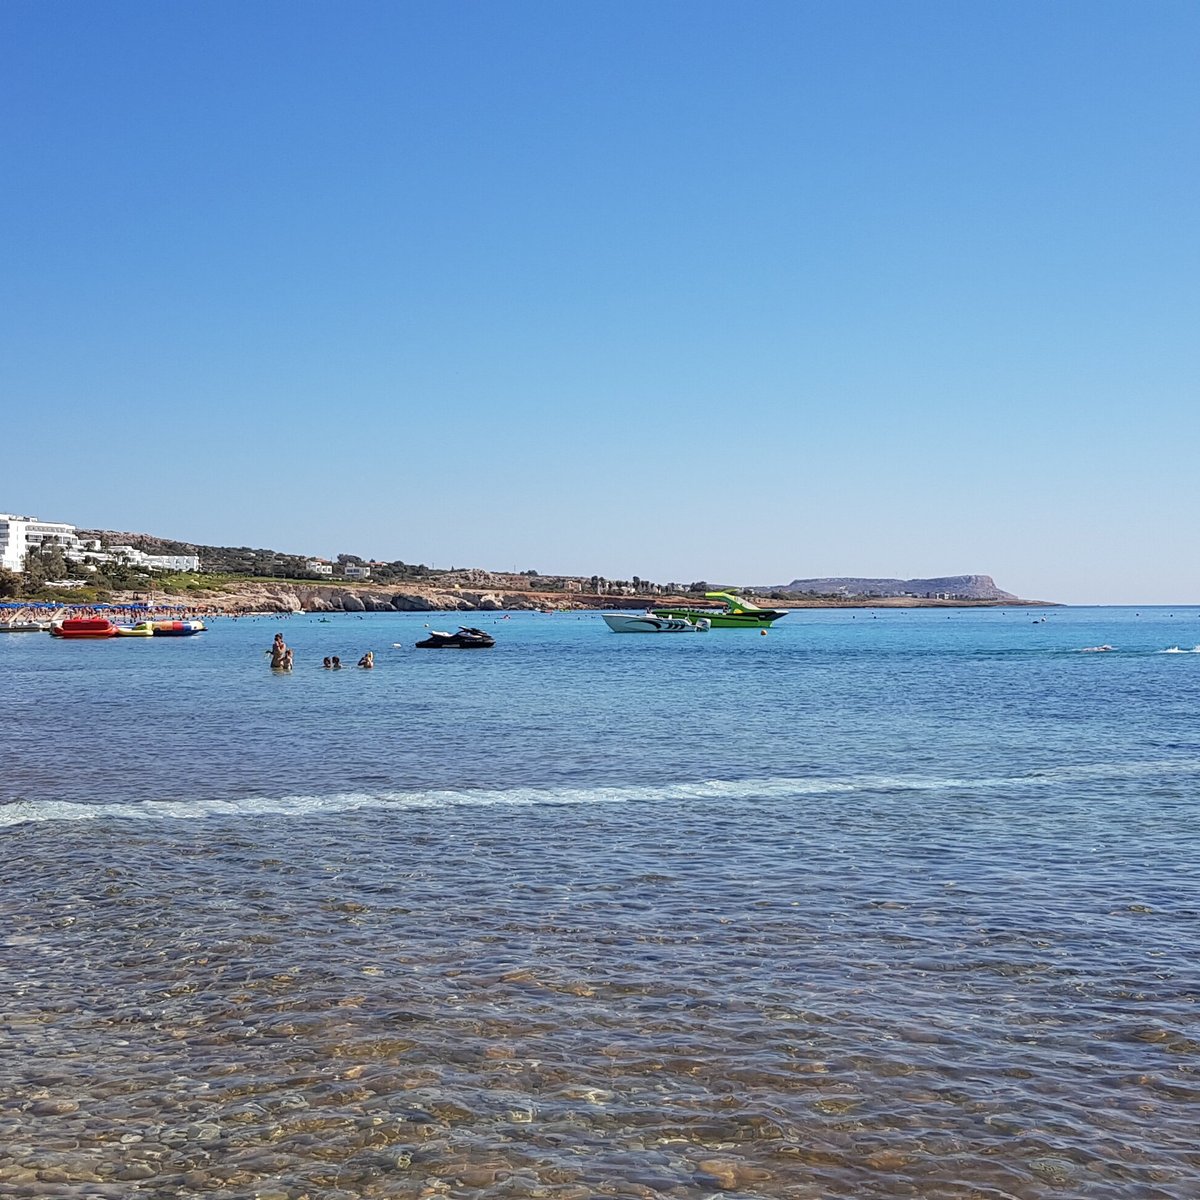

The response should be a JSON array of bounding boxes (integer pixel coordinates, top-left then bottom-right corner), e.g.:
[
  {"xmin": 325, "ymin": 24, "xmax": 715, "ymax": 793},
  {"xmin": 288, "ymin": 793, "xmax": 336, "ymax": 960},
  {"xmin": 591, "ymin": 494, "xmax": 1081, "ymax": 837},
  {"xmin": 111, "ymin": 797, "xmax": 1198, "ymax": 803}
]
[{"xmin": 3, "ymin": 607, "xmax": 1200, "ymax": 1197}]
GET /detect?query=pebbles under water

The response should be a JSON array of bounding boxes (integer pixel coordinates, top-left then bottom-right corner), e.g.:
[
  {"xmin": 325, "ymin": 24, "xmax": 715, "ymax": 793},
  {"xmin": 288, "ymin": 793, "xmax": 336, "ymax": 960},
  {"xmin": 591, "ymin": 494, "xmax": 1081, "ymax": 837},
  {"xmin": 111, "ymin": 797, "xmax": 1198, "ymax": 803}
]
[{"xmin": 5, "ymin": 791, "xmax": 1200, "ymax": 1200}]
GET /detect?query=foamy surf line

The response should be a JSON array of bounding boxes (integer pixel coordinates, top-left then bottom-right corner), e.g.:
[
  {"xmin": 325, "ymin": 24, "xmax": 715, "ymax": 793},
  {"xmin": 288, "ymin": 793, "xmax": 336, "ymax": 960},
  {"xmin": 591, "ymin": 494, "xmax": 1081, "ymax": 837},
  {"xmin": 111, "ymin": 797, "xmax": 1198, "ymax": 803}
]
[{"xmin": 4, "ymin": 760, "xmax": 1200, "ymax": 827}]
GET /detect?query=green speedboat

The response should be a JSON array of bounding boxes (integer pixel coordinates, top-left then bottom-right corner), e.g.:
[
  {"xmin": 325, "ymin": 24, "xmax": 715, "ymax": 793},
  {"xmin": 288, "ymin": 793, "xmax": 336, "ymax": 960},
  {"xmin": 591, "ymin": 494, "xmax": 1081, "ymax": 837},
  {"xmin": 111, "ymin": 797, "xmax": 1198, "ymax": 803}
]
[{"xmin": 651, "ymin": 591, "xmax": 789, "ymax": 629}]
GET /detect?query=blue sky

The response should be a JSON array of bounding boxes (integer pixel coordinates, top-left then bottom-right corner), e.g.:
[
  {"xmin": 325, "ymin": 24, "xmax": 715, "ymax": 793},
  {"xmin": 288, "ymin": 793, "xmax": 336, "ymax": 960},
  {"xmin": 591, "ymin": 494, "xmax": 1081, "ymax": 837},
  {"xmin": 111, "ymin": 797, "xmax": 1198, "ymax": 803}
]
[{"xmin": 3, "ymin": 1, "xmax": 1197, "ymax": 602}]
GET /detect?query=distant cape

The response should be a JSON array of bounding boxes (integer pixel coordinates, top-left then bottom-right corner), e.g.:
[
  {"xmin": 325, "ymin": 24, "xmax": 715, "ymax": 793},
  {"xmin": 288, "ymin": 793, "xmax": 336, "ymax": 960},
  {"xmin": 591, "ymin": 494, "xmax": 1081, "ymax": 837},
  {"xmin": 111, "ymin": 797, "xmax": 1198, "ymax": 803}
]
[{"xmin": 774, "ymin": 575, "xmax": 1018, "ymax": 601}]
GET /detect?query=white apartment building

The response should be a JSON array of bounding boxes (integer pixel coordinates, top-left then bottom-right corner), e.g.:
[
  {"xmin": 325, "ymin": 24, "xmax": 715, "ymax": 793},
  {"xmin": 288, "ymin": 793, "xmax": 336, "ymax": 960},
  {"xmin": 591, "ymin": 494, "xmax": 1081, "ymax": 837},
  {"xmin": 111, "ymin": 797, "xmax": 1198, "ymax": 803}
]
[
  {"xmin": 140, "ymin": 553, "xmax": 201, "ymax": 572},
  {"xmin": 306, "ymin": 559, "xmax": 334, "ymax": 576},
  {"xmin": 0, "ymin": 513, "xmax": 200, "ymax": 573},
  {"xmin": 0, "ymin": 514, "xmax": 87, "ymax": 572},
  {"xmin": 105, "ymin": 545, "xmax": 201, "ymax": 572},
  {"xmin": 343, "ymin": 565, "xmax": 371, "ymax": 579}
]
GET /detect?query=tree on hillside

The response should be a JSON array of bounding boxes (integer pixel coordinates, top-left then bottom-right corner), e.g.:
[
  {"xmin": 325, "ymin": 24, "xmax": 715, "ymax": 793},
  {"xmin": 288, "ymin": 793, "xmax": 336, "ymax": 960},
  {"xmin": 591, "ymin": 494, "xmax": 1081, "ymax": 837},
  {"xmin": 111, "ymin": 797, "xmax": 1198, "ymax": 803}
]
[{"xmin": 23, "ymin": 546, "xmax": 70, "ymax": 589}]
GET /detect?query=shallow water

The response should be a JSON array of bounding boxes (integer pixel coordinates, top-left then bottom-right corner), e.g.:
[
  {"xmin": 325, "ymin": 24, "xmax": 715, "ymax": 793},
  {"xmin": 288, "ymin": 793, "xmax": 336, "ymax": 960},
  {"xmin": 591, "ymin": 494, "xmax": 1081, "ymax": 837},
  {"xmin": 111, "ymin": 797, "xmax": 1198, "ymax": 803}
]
[{"xmin": 3, "ymin": 607, "xmax": 1200, "ymax": 1197}]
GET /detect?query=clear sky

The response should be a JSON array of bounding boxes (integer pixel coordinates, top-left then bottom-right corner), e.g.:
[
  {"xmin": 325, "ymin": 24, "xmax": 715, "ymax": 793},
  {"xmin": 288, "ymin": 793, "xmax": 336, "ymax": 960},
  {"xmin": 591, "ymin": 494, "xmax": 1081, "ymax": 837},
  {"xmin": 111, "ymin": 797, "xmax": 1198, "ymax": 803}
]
[{"xmin": 3, "ymin": 1, "xmax": 1197, "ymax": 603}]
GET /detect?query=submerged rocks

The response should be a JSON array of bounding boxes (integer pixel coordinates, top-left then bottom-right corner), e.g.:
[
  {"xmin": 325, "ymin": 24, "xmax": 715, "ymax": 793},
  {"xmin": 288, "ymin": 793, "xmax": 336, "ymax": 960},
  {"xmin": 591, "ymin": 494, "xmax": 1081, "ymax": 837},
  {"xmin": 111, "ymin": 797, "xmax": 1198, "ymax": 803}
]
[
  {"xmin": 695, "ymin": 1158, "xmax": 773, "ymax": 1190},
  {"xmin": 28, "ymin": 1099, "xmax": 80, "ymax": 1116}
]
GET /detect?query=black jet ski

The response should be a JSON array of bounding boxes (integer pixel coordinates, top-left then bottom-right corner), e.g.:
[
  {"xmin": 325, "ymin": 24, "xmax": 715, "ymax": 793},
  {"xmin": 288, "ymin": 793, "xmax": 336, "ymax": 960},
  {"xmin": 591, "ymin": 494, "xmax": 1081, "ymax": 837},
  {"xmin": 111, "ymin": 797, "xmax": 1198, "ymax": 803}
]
[{"xmin": 415, "ymin": 627, "xmax": 495, "ymax": 649}]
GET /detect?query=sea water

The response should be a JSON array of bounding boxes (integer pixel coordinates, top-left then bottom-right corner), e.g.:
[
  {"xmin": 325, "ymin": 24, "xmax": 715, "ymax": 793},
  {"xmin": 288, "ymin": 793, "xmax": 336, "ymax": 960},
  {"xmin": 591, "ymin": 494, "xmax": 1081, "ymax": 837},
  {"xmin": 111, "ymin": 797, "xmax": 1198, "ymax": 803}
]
[{"xmin": 2, "ymin": 607, "xmax": 1199, "ymax": 1198}]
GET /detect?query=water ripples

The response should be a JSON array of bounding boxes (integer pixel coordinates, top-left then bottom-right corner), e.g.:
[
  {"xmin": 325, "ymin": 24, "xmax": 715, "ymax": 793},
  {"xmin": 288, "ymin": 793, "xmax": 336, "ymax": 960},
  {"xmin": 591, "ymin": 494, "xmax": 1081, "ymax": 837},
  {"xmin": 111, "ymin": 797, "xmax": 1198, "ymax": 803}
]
[
  {"xmin": 5, "ymin": 610, "xmax": 1200, "ymax": 1196},
  {"xmin": 4, "ymin": 792, "xmax": 1200, "ymax": 1199}
]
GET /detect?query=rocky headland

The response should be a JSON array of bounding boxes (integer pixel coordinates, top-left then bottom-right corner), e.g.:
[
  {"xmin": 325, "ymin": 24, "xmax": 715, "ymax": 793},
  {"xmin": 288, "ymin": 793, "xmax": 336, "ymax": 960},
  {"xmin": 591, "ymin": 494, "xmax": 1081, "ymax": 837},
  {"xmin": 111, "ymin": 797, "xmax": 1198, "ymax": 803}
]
[{"xmin": 776, "ymin": 574, "xmax": 1019, "ymax": 601}]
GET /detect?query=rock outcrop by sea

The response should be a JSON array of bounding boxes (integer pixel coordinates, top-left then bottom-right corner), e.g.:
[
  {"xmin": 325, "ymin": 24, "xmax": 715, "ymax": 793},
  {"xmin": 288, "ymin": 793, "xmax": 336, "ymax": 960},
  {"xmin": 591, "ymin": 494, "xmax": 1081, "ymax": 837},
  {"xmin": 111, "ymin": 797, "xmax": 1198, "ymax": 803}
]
[{"xmin": 181, "ymin": 583, "xmax": 562, "ymax": 614}]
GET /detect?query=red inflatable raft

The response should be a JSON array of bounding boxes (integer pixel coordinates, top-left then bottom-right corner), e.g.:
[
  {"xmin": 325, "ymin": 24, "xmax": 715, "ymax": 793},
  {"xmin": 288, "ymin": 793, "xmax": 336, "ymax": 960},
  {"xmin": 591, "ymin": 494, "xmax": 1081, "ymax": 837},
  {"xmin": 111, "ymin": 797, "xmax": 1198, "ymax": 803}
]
[{"xmin": 50, "ymin": 618, "xmax": 118, "ymax": 639}]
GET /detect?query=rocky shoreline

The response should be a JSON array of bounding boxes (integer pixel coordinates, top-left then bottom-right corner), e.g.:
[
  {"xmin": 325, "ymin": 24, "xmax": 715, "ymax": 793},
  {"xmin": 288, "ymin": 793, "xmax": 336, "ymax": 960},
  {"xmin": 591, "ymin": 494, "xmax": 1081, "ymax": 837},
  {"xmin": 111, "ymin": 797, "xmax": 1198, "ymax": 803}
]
[
  {"xmin": 172, "ymin": 583, "xmax": 590, "ymax": 614},
  {"xmin": 102, "ymin": 581, "xmax": 1055, "ymax": 615}
]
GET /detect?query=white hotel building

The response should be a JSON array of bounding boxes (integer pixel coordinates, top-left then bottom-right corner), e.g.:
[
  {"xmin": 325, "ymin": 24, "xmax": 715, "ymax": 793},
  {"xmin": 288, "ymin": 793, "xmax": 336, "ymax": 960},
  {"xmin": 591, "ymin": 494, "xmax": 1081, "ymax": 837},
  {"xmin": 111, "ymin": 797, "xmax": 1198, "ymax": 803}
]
[{"xmin": 0, "ymin": 513, "xmax": 200, "ymax": 574}]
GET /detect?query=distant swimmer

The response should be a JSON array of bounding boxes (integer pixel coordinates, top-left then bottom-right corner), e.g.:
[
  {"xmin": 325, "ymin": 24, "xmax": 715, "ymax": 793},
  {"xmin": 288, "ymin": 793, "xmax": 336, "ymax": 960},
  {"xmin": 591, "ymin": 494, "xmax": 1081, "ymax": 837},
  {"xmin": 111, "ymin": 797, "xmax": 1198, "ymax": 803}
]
[
  {"xmin": 331, "ymin": 656, "xmax": 342, "ymax": 669},
  {"xmin": 323, "ymin": 656, "xmax": 333, "ymax": 669},
  {"xmin": 1079, "ymin": 645, "xmax": 1115, "ymax": 653}
]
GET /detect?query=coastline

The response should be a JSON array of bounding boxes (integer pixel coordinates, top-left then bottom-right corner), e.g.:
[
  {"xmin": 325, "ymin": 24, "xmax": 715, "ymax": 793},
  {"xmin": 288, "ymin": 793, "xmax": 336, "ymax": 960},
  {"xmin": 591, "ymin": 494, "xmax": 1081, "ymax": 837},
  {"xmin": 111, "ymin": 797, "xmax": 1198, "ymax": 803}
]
[{"xmin": 4, "ymin": 581, "xmax": 1058, "ymax": 620}]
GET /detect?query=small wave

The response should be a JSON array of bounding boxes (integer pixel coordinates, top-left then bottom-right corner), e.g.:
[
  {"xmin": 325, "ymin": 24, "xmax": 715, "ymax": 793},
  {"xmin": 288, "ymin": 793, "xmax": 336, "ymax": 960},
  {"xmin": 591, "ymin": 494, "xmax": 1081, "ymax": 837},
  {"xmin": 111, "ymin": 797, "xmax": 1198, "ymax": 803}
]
[
  {"xmin": 5, "ymin": 759, "xmax": 1200, "ymax": 828},
  {"xmin": 0, "ymin": 777, "xmax": 854, "ymax": 829},
  {"xmin": 1159, "ymin": 645, "xmax": 1200, "ymax": 654}
]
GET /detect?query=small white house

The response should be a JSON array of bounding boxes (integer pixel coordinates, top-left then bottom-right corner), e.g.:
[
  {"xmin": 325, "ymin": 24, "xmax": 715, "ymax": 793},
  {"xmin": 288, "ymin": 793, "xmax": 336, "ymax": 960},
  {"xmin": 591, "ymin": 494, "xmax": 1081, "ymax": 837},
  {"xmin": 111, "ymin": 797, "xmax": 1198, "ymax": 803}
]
[
  {"xmin": 344, "ymin": 565, "xmax": 371, "ymax": 580},
  {"xmin": 306, "ymin": 559, "xmax": 334, "ymax": 576}
]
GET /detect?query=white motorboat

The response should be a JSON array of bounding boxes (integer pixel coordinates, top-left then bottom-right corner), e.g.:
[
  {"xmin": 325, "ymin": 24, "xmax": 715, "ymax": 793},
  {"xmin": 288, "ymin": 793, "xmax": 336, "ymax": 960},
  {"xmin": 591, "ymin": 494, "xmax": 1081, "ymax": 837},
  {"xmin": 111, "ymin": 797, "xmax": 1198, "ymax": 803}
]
[{"xmin": 602, "ymin": 613, "xmax": 710, "ymax": 634}]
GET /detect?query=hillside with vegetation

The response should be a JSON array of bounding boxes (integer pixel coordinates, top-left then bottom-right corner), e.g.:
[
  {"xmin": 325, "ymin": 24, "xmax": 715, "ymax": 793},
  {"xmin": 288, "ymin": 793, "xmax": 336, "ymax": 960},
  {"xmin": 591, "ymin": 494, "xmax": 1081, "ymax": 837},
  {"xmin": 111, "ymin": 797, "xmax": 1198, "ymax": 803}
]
[{"xmin": 0, "ymin": 525, "xmax": 1044, "ymax": 609}]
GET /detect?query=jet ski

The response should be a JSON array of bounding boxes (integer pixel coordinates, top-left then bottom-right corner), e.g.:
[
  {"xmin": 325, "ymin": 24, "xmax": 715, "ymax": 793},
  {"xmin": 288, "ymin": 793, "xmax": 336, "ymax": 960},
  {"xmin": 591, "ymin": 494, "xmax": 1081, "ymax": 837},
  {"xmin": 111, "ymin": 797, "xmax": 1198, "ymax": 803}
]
[{"xmin": 415, "ymin": 627, "xmax": 496, "ymax": 649}]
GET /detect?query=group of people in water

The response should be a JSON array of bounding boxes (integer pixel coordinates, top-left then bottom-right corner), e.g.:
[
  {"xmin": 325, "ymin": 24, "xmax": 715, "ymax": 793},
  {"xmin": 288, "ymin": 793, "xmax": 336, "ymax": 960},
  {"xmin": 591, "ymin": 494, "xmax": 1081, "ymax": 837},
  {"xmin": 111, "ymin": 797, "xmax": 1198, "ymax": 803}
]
[
  {"xmin": 269, "ymin": 633, "xmax": 372, "ymax": 672},
  {"xmin": 321, "ymin": 652, "xmax": 373, "ymax": 669}
]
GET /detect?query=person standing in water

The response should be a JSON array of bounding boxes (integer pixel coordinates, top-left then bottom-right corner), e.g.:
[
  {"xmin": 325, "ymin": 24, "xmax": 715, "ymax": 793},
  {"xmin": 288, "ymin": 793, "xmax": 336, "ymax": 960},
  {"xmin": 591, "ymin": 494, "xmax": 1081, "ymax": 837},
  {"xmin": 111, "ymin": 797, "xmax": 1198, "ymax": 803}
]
[
  {"xmin": 270, "ymin": 632, "xmax": 288, "ymax": 669},
  {"xmin": 357, "ymin": 651, "xmax": 374, "ymax": 669}
]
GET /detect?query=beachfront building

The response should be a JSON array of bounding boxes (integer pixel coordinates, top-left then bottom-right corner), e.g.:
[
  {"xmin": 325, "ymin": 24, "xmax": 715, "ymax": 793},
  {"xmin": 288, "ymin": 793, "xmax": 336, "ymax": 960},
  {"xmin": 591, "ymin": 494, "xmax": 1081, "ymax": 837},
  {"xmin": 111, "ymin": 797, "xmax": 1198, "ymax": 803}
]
[
  {"xmin": 1, "ymin": 514, "xmax": 89, "ymax": 572},
  {"xmin": 343, "ymin": 565, "xmax": 371, "ymax": 579},
  {"xmin": 306, "ymin": 559, "xmax": 334, "ymax": 576},
  {"xmin": 0, "ymin": 513, "xmax": 200, "ymax": 573},
  {"xmin": 106, "ymin": 547, "xmax": 201, "ymax": 572}
]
